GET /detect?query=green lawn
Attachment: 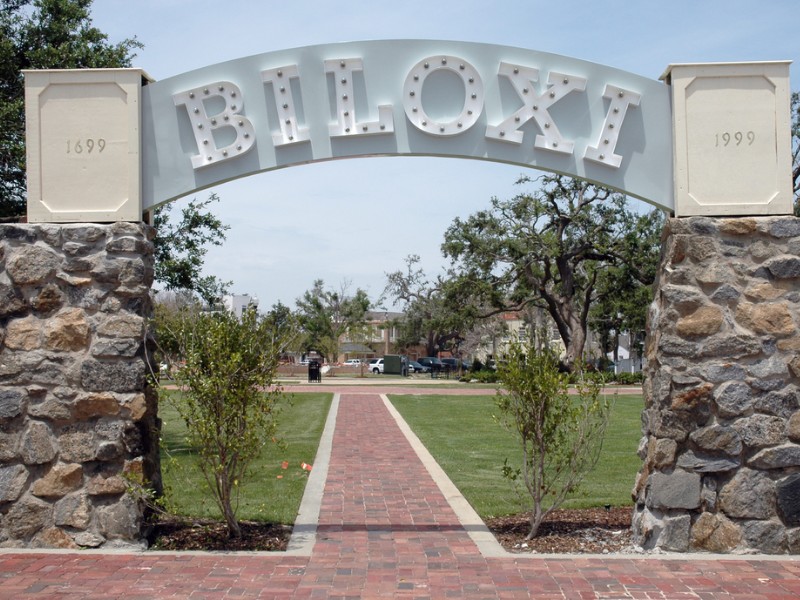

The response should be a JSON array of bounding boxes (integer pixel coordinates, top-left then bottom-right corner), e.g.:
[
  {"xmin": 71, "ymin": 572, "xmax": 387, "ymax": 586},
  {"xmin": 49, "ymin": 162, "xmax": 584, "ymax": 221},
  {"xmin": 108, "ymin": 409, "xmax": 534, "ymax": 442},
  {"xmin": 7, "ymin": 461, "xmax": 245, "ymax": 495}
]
[
  {"xmin": 389, "ymin": 392, "xmax": 643, "ymax": 518},
  {"xmin": 157, "ymin": 388, "xmax": 643, "ymax": 525},
  {"xmin": 158, "ymin": 391, "xmax": 332, "ymax": 524}
]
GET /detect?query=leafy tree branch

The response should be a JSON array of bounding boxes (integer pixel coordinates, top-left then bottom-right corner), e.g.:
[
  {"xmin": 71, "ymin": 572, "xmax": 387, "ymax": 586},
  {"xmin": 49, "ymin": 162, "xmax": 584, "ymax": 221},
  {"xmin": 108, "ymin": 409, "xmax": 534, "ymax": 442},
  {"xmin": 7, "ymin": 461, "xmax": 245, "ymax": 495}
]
[{"xmin": 152, "ymin": 194, "xmax": 230, "ymax": 305}]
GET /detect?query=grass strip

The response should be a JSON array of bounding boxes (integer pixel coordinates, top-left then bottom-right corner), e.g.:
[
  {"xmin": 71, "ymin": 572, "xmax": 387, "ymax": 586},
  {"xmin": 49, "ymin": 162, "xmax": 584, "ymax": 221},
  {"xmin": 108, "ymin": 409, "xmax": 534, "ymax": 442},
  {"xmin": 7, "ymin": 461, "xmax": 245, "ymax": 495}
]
[
  {"xmin": 389, "ymin": 392, "xmax": 642, "ymax": 519},
  {"xmin": 158, "ymin": 390, "xmax": 332, "ymax": 524}
]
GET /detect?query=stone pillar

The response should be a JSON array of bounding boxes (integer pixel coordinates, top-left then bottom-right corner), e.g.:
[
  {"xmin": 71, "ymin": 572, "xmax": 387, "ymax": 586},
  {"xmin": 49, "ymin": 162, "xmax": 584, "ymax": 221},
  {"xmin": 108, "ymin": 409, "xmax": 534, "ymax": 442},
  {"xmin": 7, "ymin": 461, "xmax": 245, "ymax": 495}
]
[
  {"xmin": 634, "ymin": 216, "xmax": 800, "ymax": 554},
  {"xmin": 0, "ymin": 223, "xmax": 159, "ymax": 549}
]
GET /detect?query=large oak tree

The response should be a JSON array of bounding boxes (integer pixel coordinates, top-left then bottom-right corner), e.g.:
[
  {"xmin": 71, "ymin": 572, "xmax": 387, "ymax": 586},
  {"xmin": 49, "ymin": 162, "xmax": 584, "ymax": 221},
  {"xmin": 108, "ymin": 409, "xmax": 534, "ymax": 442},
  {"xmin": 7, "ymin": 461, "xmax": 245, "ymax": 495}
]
[
  {"xmin": 383, "ymin": 255, "xmax": 475, "ymax": 358},
  {"xmin": 442, "ymin": 174, "xmax": 662, "ymax": 372}
]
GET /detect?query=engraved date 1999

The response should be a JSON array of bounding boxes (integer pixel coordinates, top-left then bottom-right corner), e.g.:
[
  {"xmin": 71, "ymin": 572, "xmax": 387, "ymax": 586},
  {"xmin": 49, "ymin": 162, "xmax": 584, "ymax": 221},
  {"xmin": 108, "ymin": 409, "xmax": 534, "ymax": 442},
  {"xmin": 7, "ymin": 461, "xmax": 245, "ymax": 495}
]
[{"xmin": 715, "ymin": 131, "xmax": 755, "ymax": 147}]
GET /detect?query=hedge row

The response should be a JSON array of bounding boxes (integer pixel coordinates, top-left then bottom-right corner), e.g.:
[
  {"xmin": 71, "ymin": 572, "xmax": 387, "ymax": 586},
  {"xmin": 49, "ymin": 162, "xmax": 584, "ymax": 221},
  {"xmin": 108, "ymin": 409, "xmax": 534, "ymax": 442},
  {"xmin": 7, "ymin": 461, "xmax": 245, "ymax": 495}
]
[{"xmin": 462, "ymin": 369, "xmax": 644, "ymax": 385}]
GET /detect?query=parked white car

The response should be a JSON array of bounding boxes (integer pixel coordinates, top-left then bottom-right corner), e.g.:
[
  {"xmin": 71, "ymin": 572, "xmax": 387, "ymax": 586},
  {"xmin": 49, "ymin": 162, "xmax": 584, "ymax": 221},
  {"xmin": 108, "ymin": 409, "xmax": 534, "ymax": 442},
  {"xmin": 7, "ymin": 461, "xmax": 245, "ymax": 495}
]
[
  {"xmin": 367, "ymin": 358, "xmax": 384, "ymax": 374},
  {"xmin": 343, "ymin": 359, "xmax": 363, "ymax": 366}
]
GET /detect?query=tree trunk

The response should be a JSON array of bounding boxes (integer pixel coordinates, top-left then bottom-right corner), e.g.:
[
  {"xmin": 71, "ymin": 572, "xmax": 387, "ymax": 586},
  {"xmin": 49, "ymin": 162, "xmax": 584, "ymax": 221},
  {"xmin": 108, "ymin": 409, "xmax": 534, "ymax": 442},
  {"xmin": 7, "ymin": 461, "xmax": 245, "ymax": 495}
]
[
  {"xmin": 426, "ymin": 332, "xmax": 436, "ymax": 357},
  {"xmin": 561, "ymin": 312, "xmax": 586, "ymax": 372},
  {"xmin": 218, "ymin": 476, "xmax": 241, "ymax": 538},
  {"xmin": 223, "ymin": 505, "xmax": 241, "ymax": 538},
  {"xmin": 527, "ymin": 505, "xmax": 544, "ymax": 540}
]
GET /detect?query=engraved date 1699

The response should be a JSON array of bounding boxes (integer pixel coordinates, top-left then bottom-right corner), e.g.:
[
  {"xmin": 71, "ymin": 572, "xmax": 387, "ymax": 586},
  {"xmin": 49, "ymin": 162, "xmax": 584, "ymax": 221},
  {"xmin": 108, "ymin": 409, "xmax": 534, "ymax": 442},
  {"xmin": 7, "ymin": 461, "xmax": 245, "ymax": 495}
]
[{"xmin": 66, "ymin": 138, "xmax": 106, "ymax": 154}]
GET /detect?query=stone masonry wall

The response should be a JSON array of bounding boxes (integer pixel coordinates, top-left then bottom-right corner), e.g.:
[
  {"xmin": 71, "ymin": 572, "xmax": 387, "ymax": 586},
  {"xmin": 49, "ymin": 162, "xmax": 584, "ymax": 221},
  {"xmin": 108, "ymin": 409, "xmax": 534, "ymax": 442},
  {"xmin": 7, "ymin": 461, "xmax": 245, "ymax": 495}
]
[
  {"xmin": 0, "ymin": 223, "xmax": 159, "ymax": 549},
  {"xmin": 634, "ymin": 216, "xmax": 800, "ymax": 554}
]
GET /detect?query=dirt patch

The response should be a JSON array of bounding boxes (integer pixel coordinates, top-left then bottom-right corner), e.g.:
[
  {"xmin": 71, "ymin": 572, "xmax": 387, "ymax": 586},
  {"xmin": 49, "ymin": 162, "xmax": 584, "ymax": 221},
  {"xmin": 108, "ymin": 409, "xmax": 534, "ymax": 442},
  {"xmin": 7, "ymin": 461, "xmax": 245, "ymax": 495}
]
[
  {"xmin": 486, "ymin": 506, "xmax": 633, "ymax": 554},
  {"xmin": 149, "ymin": 518, "xmax": 291, "ymax": 551},
  {"xmin": 148, "ymin": 507, "xmax": 633, "ymax": 553}
]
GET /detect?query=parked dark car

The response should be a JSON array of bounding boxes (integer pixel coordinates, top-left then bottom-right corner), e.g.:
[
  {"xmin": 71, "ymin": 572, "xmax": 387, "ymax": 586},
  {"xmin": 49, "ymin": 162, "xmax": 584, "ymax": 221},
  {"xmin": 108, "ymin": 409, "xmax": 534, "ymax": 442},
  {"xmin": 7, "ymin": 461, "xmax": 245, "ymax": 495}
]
[
  {"xmin": 440, "ymin": 358, "xmax": 466, "ymax": 373},
  {"xmin": 417, "ymin": 357, "xmax": 444, "ymax": 372},
  {"xmin": 408, "ymin": 360, "xmax": 430, "ymax": 373}
]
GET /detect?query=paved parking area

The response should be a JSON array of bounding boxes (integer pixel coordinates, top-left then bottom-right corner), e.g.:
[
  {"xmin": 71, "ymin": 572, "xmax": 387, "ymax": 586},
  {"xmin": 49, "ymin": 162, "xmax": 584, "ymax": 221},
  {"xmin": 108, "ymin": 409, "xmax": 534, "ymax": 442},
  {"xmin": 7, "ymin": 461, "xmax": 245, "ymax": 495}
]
[{"xmin": 1, "ymin": 390, "xmax": 798, "ymax": 598}]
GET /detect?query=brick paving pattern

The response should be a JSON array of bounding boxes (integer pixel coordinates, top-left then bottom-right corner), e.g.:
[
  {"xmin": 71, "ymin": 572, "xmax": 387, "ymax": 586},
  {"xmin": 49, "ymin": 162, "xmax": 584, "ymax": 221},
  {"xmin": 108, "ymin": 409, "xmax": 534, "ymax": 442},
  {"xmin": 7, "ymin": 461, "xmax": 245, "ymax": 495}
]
[{"xmin": 1, "ymin": 392, "xmax": 799, "ymax": 598}]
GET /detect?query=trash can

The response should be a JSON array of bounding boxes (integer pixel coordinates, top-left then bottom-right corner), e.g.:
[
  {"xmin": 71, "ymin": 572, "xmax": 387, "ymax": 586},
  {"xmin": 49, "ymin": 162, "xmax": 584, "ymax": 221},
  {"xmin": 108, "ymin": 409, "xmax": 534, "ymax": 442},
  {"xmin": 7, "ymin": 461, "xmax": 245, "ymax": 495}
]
[
  {"xmin": 383, "ymin": 354, "xmax": 404, "ymax": 375},
  {"xmin": 308, "ymin": 360, "xmax": 321, "ymax": 382}
]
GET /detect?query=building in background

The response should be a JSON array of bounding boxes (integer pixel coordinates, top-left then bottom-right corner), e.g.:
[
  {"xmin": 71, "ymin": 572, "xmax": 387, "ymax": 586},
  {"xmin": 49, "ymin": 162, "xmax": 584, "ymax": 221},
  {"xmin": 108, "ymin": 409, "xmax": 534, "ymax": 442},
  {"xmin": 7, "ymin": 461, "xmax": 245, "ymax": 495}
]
[
  {"xmin": 222, "ymin": 294, "xmax": 259, "ymax": 320},
  {"xmin": 338, "ymin": 311, "xmax": 402, "ymax": 359}
]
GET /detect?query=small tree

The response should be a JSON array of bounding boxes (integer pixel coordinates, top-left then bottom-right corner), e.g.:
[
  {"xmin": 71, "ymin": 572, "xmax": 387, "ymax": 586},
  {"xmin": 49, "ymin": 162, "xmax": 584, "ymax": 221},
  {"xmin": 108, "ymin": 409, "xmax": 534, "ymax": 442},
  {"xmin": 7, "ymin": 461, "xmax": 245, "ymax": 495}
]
[
  {"xmin": 295, "ymin": 279, "xmax": 370, "ymax": 363},
  {"xmin": 165, "ymin": 307, "xmax": 292, "ymax": 538},
  {"xmin": 495, "ymin": 336, "xmax": 610, "ymax": 539}
]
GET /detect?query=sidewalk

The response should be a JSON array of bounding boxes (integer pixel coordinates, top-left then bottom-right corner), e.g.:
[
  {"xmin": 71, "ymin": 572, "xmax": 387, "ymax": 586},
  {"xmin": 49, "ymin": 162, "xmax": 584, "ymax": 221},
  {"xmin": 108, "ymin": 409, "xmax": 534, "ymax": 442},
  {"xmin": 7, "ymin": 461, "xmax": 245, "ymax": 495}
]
[
  {"xmin": 1, "ymin": 391, "xmax": 798, "ymax": 598},
  {"xmin": 279, "ymin": 374, "xmax": 642, "ymax": 397},
  {"xmin": 279, "ymin": 373, "xmax": 475, "ymax": 385}
]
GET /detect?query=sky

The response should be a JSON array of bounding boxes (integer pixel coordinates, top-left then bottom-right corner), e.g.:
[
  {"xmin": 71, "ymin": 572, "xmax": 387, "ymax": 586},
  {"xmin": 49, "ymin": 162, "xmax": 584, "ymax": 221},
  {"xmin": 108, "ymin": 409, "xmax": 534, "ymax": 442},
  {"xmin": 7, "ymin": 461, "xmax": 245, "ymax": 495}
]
[{"xmin": 87, "ymin": 0, "xmax": 799, "ymax": 311}]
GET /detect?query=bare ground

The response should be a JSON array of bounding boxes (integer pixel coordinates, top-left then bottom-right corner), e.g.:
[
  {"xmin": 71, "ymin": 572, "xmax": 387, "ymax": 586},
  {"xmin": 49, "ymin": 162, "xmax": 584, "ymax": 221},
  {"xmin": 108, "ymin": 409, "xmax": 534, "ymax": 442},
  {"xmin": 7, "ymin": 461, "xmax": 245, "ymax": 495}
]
[
  {"xmin": 148, "ymin": 506, "xmax": 633, "ymax": 554},
  {"xmin": 486, "ymin": 506, "xmax": 633, "ymax": 554}
]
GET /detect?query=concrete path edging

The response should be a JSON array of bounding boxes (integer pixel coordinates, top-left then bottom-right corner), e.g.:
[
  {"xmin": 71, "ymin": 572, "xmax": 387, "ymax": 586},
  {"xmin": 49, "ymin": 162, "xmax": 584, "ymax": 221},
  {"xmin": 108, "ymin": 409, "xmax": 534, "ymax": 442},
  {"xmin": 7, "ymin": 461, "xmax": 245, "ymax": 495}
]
[
  {"xmin": 1, "ymin": 391, "xmax": 800, "ymax": 599},
  {"xmin": 380, "ymin": 393, "xmax": 508, "ymax": 558},
  {"xmin": 380, "ymin": 392, "xmax": 800, "ymax": 563},
  {"xmin": 284, "ymin": 393, "xmax": 340, "ymax": 555}
]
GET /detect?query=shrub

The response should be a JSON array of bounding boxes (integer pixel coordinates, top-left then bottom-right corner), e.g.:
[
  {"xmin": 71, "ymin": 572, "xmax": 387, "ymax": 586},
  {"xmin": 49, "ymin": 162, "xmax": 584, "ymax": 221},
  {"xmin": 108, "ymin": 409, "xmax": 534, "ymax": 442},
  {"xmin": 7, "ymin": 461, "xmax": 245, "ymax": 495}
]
[
  {"xmin": 159, "ymin": 307, "xmax": 294, "ymax": 538},
  {"xmin": 614, "ymin": 371, "xmax": 644, "ymax": 385},
  {"xmin": 495, "ymin": 338, "xmax": 611, "ymax": 539},
  {"xmin": 469, "ymin": 369, "xmax": 499, "ymax": 383}
]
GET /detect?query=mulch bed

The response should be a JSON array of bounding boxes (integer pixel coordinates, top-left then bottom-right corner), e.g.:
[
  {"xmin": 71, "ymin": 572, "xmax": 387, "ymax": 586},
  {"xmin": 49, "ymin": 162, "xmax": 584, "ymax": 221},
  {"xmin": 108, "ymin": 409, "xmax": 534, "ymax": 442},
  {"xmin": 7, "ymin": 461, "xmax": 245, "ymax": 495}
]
[
  {"xmin": 486, "ymin": 506, "xmax": 633, "ymax": 554},
  {"xmin": 148, "ymin": 519, "xmax": 291, "ymax": 551},
  {"xmin": 148, "ymin": 507, "xmax": 633, "ymax": 553}
]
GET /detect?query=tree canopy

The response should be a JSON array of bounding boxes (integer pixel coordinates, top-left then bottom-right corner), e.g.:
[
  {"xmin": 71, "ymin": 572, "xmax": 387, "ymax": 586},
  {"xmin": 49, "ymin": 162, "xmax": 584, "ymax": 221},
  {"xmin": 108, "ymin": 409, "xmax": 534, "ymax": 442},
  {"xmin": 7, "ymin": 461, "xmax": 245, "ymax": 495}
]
[
  {"xmin": 152, "ymin": 194, "xmax": 230, "ymax": 305},
  {"xmin": 442, "ymin": 174, "xmax": 663, "ymax": 371},
  {"xmin": 588, "ymin": 207, "xmax": 663, "ymax": 364},
  {"xmin": 383, "ymin": 255, "xmax": 475, "ymax": 357},
  {"xmin": 295, "ymin": 279, "xmax": 371, "ymax": 363},
  {"xmin": 0, "ymin": 0, "xmax": 141, "ymax": 218}
]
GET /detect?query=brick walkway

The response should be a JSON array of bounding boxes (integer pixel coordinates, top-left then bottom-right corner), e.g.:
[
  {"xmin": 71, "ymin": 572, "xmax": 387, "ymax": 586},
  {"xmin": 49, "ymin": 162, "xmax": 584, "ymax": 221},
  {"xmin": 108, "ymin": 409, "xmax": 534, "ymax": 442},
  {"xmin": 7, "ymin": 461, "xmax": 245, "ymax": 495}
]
[{"xmin": 1, "ymin": 392, "xmax": 799, "ymax": 599}]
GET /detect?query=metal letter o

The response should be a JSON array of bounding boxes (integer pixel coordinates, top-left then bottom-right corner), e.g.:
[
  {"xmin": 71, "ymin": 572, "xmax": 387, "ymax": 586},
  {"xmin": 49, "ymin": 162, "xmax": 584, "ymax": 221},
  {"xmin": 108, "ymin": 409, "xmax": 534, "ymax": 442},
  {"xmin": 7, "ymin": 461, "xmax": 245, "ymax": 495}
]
[{"xmin": 402, "ymin": 55, "xmax": 484, "ymax": 136}]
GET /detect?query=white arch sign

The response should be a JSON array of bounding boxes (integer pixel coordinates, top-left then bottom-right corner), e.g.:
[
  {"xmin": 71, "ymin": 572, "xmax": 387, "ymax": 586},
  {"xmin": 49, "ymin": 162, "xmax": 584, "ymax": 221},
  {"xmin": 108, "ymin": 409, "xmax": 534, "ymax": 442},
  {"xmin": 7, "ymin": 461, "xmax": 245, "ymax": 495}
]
[{"xmin": 23, "ymin": 40, "xmax": 792, "ymax": 222}]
